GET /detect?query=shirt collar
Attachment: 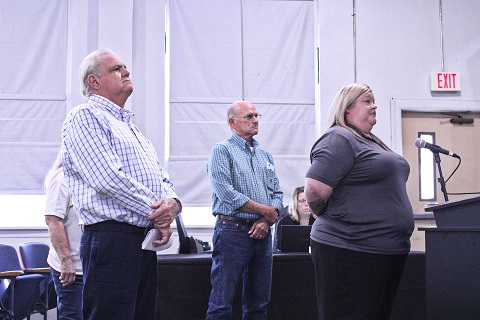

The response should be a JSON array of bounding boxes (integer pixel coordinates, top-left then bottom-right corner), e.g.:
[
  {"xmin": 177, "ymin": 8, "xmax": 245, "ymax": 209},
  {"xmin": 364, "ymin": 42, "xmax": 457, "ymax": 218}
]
[
  {"xmin": 345, "ymin": 123, "xmax": 386, "ymax": 149},
  {"xmin": 231, "ymin": 133, "xmax": 259, "ymax": 150},
  {"xmin": 89, "ymin": 94, "xmax": 135, "ymax": 123}
]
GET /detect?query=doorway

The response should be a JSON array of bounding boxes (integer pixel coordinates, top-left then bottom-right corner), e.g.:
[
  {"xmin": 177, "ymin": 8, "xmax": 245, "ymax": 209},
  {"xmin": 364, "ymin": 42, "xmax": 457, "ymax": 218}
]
[
  {"xmin": 402, "ymin": 111, "xmax": 480, "ymax": 213},
  {"xmin": 391, "ymin": 97, "xmax": 480, "ymax": 251},
  {"xmin": 400, "ymin": 109, "xmax": 480, "ymax": 251}
]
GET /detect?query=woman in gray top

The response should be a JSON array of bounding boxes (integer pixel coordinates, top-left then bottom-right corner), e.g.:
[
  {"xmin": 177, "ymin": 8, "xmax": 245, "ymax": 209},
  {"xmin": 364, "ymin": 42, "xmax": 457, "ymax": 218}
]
[{"xmin": 305, "ymin": 83, "xmax": 414, "ymax": 320}]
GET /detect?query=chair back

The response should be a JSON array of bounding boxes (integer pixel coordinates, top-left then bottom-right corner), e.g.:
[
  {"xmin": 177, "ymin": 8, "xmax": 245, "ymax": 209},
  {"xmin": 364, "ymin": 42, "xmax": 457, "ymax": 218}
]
[
  {"xmin": 17, "ymin": 242, "xmax": 57, "ymax": 315},
  {"xmin": 0, "ymin": 244, "xmax": 43, "ymax": 320},
  {"xmin": 18, "ymin": 242, "xmax": 50, "ymax": 269},
  {"xmin": 0, "ymin": 244, "xmax": 23, "ymax": 272},
  {"xmin": 0, "ymin": 244, "xmax": 23, "ymax": 307}
]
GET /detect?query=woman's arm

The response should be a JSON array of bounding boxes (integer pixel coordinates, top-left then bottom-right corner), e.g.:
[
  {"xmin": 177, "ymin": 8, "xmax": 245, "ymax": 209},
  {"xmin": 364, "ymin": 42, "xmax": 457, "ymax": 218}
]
[{"xmin": 305, "ymin": 178, "xmax": 333, "ymax": 217}]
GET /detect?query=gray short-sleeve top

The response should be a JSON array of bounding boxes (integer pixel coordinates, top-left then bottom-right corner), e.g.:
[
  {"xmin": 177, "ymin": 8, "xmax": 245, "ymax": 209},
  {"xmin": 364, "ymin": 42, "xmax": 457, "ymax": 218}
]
[{"xmin": 306, "ymin": 125, "xmax": 414, "ymax": 254}]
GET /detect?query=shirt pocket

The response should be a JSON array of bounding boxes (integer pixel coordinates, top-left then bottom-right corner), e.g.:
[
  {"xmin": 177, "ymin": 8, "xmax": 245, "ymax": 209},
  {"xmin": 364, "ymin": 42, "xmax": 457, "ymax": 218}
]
[{"xmin": 266, "ymin": 169, "xmax": 275, "ymax": 193}]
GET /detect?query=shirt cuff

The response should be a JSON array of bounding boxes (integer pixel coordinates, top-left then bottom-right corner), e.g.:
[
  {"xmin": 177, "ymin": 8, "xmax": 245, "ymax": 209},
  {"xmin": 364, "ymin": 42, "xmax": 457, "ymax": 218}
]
[{"xmin": 174, "ymin": 198, "xmax": 182, "ymax": 214}]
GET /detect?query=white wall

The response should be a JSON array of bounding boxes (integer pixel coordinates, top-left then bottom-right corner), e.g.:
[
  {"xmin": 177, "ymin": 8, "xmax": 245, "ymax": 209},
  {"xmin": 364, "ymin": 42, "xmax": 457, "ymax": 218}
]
[{"xmin": 318, "ymin": 0, "xmax": 480, "ymax": 144}]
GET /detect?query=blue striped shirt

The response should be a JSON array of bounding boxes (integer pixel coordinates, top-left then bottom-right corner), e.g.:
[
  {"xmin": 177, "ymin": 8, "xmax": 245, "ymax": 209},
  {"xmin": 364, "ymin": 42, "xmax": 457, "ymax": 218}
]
[
  {"xmin": 207, "ymin": 133, "xmax": 283, "ymax": 219},
  {"xmin": 61, "ymin": 94, "xmax": 178, "ymax": 227}
]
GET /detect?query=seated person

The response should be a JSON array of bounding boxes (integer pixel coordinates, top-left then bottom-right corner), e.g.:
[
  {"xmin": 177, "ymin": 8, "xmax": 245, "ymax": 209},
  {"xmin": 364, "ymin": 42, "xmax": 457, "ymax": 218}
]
[{"xmin": 274, "ymin": 186, "xmax": 316, "ymax": 251}]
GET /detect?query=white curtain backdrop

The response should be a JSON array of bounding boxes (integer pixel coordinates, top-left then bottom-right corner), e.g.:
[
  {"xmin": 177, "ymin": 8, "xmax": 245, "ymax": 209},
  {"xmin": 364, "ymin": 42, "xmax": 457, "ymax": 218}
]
[
  {"xmin": 0, "ymin": 0, "xmax": 315, "ymax": 208},
  {"xmin": 0, "ymin": 0, "xmax": 68, "ymax": 194},
  {"xmin": 168, "ymin": 0, "xmax": 315, "ymax": 206}
]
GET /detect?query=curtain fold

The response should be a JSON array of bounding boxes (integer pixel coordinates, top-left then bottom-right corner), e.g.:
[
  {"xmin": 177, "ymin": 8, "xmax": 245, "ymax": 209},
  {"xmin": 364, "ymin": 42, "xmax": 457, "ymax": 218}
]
[
  {"xmin": 168, "ymin": 0, "xmax": 315, "ymax": 206},
  {"xmin": 0, "ymin": 0, "xmax": 68, "ymax": 194}
]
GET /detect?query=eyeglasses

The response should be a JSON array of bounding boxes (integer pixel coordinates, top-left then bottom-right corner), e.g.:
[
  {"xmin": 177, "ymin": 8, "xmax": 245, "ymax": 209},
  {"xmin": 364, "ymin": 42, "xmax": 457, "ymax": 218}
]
[
  {"xmin": 234, "ymin": 113, "xmax": 262, "ymax": 121},
  {"xmin": 297, "ymin": 199, "xmax": 307, "ymax": 204}
]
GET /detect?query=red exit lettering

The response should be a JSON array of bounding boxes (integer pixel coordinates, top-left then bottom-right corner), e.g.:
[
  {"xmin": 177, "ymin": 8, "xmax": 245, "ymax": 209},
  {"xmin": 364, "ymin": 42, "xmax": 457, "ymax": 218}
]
[{"xmin": 437, "ymin": 73, "xmax": 457, "ymax": 89}]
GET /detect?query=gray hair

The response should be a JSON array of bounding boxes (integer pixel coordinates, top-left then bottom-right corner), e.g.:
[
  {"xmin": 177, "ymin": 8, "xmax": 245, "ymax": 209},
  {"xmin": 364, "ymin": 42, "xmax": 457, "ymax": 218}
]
[
  {"xmin": 227, "ymin": 101, "xmax": 241, "ymax": 121},
  {"xmin": 79, "ymin": 48, "xmax": 116, "ymax": 97},
  {"xmin": 227, "ymin": 100, "xmax": 252, "ymax": 122}
]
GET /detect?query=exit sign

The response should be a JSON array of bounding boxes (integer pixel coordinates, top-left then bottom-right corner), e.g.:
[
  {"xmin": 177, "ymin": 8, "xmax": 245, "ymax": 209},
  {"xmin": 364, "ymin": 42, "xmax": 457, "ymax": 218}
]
[{"xmin": 431, "ymin": 72, "xmax": 461, "ymax": 91}]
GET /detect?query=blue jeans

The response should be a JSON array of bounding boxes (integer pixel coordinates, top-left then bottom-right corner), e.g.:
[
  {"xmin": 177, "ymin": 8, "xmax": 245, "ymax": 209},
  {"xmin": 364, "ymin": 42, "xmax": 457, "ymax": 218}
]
[
  {"xmin": 51, "ymin": 268, "xmax": 83, "ymax": 320},
  {"xmin": 206, "ymin": 219, "xmax": 273, "ymax": 320}
]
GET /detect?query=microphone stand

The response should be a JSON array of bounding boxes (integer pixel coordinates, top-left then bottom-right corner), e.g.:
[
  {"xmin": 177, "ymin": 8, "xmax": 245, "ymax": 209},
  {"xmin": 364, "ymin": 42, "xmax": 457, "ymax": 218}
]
[{"xmin": 433, "ymin": 151, "xmax": 449, "ymax": 201}]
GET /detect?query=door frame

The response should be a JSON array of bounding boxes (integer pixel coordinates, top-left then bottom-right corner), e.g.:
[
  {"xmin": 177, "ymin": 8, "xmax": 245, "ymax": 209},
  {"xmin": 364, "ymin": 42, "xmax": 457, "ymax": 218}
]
[
  {"xmin": 391, "ymin": 98, "xmax": 480, "ymax": 251},
  {"xmin": 390, "ymin": 98, "xmax": 480, "ymax": 155}
]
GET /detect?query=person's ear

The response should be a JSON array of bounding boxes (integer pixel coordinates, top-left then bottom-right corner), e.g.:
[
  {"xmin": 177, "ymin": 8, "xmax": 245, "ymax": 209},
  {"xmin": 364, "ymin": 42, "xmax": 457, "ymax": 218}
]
[{"xmin": 87, "ymin": 74, "xmax": 100, "ymax": 90}]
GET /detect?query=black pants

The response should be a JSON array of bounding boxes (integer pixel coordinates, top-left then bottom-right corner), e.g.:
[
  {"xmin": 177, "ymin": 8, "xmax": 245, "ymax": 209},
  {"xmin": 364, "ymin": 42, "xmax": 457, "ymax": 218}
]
[
  {"xmin": 311, "ymin": 241, "xmax": 408, "ymax": 320},
  {"xmin": 81, "ymin": 221, "xmax": 158, "ymax": 320}
]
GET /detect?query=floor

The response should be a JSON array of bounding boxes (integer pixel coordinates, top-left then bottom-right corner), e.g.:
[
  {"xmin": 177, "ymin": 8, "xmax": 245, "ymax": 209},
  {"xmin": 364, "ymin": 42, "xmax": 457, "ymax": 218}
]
[{"xmin": 30, "ymin": 309, "xmax": 57, "ymax": 320}]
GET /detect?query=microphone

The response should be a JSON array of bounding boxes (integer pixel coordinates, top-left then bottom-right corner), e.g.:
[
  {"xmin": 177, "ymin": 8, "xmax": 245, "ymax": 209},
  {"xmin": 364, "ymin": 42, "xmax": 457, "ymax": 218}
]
[{"xmin": 415, "ymin": 138, "xmax": 460, "ymax": 158}]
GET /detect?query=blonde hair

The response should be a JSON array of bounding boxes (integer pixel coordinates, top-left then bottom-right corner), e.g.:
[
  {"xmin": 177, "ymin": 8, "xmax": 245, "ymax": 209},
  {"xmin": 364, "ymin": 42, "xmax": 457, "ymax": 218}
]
[
  {"xmin": 287, "ymin": 186, "xmax": 305, "ymax": 223},
  {"xmin": 326, "ymin": 83, "xmax": 390, "ymax": 149},
  {"xmin": 327, "ymin": 83, "xmax": 372, "ymax": 128}
]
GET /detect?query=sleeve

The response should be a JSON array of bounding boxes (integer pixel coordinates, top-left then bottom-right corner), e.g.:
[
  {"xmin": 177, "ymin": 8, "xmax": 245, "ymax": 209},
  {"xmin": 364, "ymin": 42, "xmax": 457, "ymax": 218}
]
[
  {"xmin": 44, "ymin": 172, "xmax": 69, "ymax": 219},
  {"xmin": 62, "ymin": 108, "xmax": 157, "ymax": 217},
  {"xmin": 306, "ymin": 130, "xmax": 356, "ymax": 188},
  {"xmin": 265, "ymin": 152, "xmax": 284, "ymax": 212},
  {"xmin": 160, "ymin": 173, "xmax": 179, "ymax": 201},
  {"xmin": 161, "ymin": 176, "xmax": 182, "ymax": 213},
  {"xmin": 207, "ymin": 144, "xmax": 250, "ymax": 210}
]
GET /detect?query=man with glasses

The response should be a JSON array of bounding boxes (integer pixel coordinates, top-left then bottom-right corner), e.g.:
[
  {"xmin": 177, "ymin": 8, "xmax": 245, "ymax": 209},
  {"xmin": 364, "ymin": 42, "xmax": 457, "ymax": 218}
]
[{"xmin": 206, "ymin": 100, "xmax": 284, "ymax": 319}]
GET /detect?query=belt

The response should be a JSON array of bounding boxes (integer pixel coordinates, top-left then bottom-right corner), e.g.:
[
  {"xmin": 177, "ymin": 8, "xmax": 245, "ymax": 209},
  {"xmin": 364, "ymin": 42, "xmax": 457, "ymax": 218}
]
[
  {"xmin": 83, "ymin": 220, "xmax": 152, "ymax": 235},
  {"xmin": 217, "ymin": 214, "xmax": 259, "ymax": 227}
]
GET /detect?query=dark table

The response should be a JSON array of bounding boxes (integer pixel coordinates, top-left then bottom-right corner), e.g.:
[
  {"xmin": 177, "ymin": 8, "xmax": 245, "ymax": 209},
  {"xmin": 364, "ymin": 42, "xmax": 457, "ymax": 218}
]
[{"xmin": 156, "ymin": 251, "xmax": 425, "ymax": 320}]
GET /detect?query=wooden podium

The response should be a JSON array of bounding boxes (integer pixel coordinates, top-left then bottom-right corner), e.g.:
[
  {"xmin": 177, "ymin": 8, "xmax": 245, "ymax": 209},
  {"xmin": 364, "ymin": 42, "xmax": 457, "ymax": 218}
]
[{"xmin": 421, "ymin": 195, "xmax": 480, "ymax": 320}]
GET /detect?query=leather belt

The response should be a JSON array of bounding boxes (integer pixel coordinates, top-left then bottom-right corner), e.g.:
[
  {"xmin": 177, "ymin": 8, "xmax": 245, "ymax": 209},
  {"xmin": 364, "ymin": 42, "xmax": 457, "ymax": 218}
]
[
  {"xmin": 217, "ymin": 214, "xmax": 259, "ymax": 227},
  {"xmin": 84, "ymin": 220, "xmax": 152, "ymax": 235}
]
